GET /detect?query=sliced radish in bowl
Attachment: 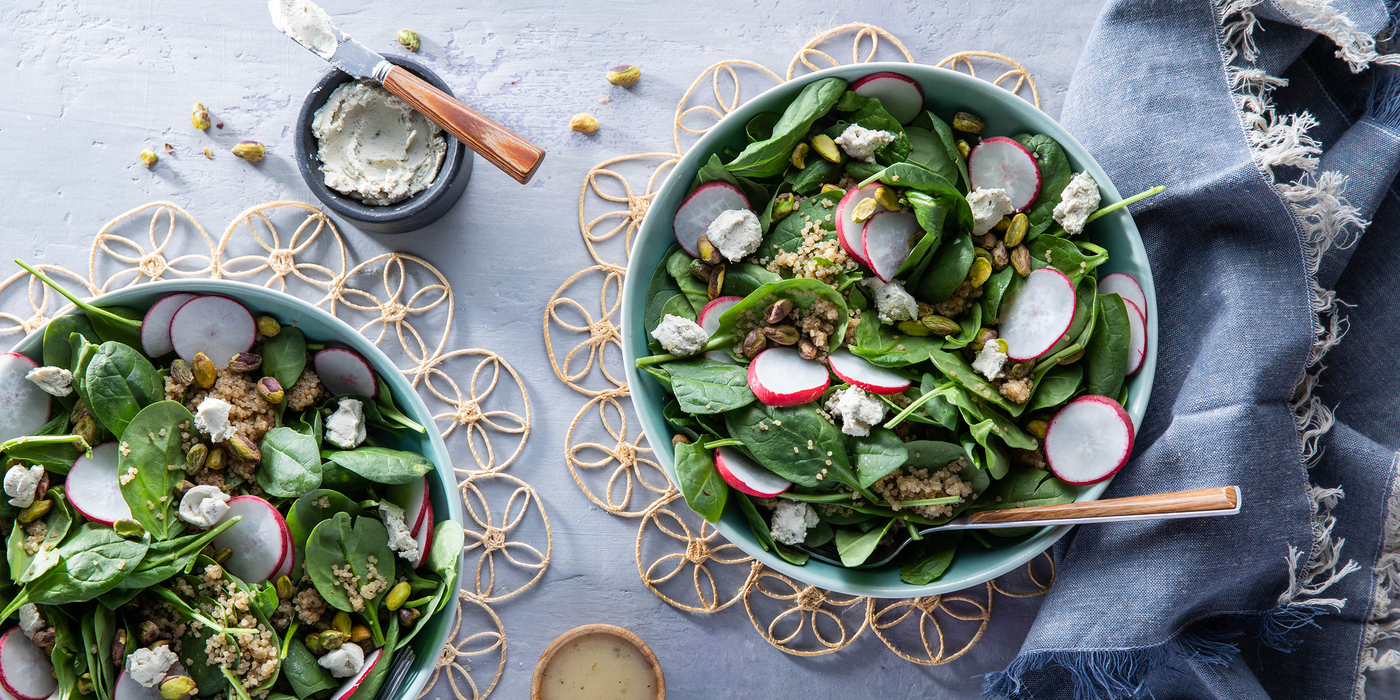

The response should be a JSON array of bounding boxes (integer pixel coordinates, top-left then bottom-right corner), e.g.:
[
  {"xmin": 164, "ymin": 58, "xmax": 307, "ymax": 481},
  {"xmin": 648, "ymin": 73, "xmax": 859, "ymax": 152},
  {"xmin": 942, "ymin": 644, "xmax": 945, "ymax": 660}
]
[
  {"xmin": 211, "ymin": 495, "xmax": 290, "ymax": 583},
  {"xmin": 998, "ymin": 268, "xmax": 1077, "ymax": 361},
  {"xmin": 1123, "ymin": 298, "xmax": 1147, "ymax": 376},
  {"xmin": 140, "ymin": 293, "xmax": 198, "ymax": 358},
  {"xmin": 67, "ymin": 442, "xmax": 133, "ymax": 525},
  {"xmin": 698, "ymin": 296, "xmax": 742, "ymax": 363},
  {"xmin": 412, "ymin": 501, "xmax": 434, "ymax": 569},
  {"xmin": 836, "ymin": 184, "xmax": 881, "ymax": 267},
  {"xmin": 1045, "ymin": 395, "xmax": 1135, "ymax": 485},
  {"xmin": 329, "ymin": 648, "xmax": 382, "ymax": 700},
  {"xmin": 169, "ymin": 295, "xmax": 256, "ymax": 367},
  {"xmin": 0, "ymin": 627, "xmax": 55, "ymax": 700},
  {"xmin": 827, "ymin": 350, "xmax": 910, "ymax": 395},
  {"xmin": 715, "ymin": 447, "xmax": 791, "ymax": 497},
  {"xmin": 1099, "ymin": 273, "xmax": 1147, "ymax": 321},
  {"xmin": 388, "ymin": 475, "xmax": 431, "ymax": 536},
  {"xmin": 673, "ymin": 182, "xmax": 750, "ymax": 258},
  {"xmin": 0, "ymin": 354, "xmax": 50, "ymax": 444},
  {"xmin": 747, "ymin": 347, "xmax": 830, "ymax": 407},
  {"xmin": 969, "ymin": 136, "xmax": 1041, "ymax": 212},
  {"xmin": 314, "ymin": 347, "xmax": 378, "ymax": 398},
  {"xmin": 849, "ymin": 71, "xmax": 925, "ymax": 125},
  {"xmin": 862, "ymin": 209, "xmax": 921, "ymax": 282}
]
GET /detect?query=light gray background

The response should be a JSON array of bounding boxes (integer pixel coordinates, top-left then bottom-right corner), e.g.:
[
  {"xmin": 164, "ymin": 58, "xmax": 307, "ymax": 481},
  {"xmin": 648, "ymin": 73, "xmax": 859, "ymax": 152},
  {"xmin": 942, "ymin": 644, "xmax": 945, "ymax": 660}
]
[{"xmin": 0, "ymin": 1, "xmax": 1105, "ymax": 697}]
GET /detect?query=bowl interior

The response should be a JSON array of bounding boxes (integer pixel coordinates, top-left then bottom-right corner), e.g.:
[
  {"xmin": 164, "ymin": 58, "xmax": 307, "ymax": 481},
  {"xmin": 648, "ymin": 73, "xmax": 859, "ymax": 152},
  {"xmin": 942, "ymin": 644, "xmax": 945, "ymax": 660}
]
[
  {"xmin": 9, "ymin": 279, "xmax": 462, "ymax": 698},
  {"xmin": 621, "ymin": 62, "xmax": 1158, "ymax": 598}
]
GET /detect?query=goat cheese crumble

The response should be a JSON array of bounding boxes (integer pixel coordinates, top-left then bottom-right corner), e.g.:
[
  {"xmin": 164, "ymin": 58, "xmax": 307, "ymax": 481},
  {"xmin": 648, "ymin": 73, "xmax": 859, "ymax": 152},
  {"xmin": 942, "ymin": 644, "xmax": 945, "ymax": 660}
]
[
  {"xmin": 967, "ymin": 187, "xmax": 1015, "ymax": 235},
  {"xmin": 3, "ymin": 464, "xmax": 43, "ymax": 509},
  {"xmin": 25, "ymin": 366, "xmax": 72, "ymax": 397},
  {"xmin": 859, "ymin": 277, "xmax": 918, "ymax": 325},
  {"xmin": 18, "ymin": 604, "xmax": 43, "ymax": 642},
  {"xmin": 127, "ymin": 646, "xmax": 179, "ymax": 687},
  {"xmin": 325, "ymin": 397, "xmax": 367, "ymax": 449},
  {"xmin": 705, "ymin": 209, "xmax": 763, "ymax": 262},
  {"xmin": 379, "ymin": 500, "xmax": 421, "ymax": 563},
  {"xmin": 771, "ymin": 500, "xmax": 821, "ymax": 545},
  {"xmin": 824, "ymin": 385, "xmax": 886, "ymax": 438},
  {"xmin": 651, "ymin": 314, "xmax": 709, "ymax": 356},
  {"xmin": 1052, "ymin": 171, "xmax": 1101, "ymax": 235},
  {"xmin": 972, "ymin": 339, "xmax": 1009, "ymax": 380},
  {"xmin": 179, "ymin": 485, "xmax": 232, "ymax": 528},
  {"xmin": 834, "ymin": 124, "xmax": 897, "ymax": 163},
  {"xmin": 319, "ymin": 642, "xmax": 365, "ymax": 678},
  {"xmin": 194, "ymin": 397, "xmax": 238, "ymax": 443}
]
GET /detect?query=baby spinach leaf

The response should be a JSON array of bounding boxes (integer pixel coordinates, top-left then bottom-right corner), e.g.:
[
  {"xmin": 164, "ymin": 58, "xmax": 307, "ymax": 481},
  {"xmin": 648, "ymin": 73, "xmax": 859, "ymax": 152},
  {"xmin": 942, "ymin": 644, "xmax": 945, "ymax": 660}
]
[
  {"xmin": 966, "ymin": 467, "xmax": 1077, "ymax": 512},
  {"xmin": 694, "ymin": 153, "xmax": 771, "ymax": 216},
  {"xmin": 844, "ymin": 161, "xmax": 884, "ymax": 182},
  {"xmin": 666, "ymin": 245, "xmax": 710, "ymax": 318},
  {"xmin": 911, "ymin": 111, "xmax": 969, "ymax": 191},
  {"xmin": 1086, "ymin": 293, "xmax": 1132, "ymax": 399},
  {"xmin": 735, "ymin": 494, "xmax": 807, "ymax": 565},
  {"xmin": 910, "ymin": 232, "xmax": 974, "ymax": 303},
  {"xmin": 852, "ymin": 428, "xmax": 908, "ymax": 488},
  {"xmin": 726, "ymin": 77, "xmax": 847, "ymax": 178},
  {"xmin": 927, "ymin": 349, "xmax": 1027, "ymax": 417},
  {"xmin": 722, "ymin": 263, "xmax": 782, "ymax": 298},
  {"xmin": 905, "ymin": 126, "xmax": 960, "ymax": 187},
  {"xmin": 964, "ymin": 403, "xmax": 1037, "ymax": 451},
  {"xmin": 262, "ymin": 326, "xmax": 307, "ymax": 391},
  {"xmin": 980, "ymin": 267, "xmax": 1017, "ymax": 324},
  {"xmin": 916, "ymin": 375, "xmax": 960, "ymax": 430},
  {"xmin": 429, "ymin": 520, "xmax": 465, "ymax": 579},
  {"xmin": 257, "ymin": 427, "xmax": 323, "ymax": 498},
  {"xmin": 69, "ymin": 333, "xmax": 97, "ymax": 413},
  {"xmin": 939, "ymin": 300, "xmax": 983, "ymax": 351},
  {"xmin": 290, "ymin": 408, "xmax": 324, "ymax": 450},
  {"xmin": 830, "ymin": 91, "xmax": 910, "ymax": 164},
  {"xmin": 663, "ymin": 358, "xmax": 755, "ymax": 415},
  {"xmin": 318, "ymin": 460, "xmax": 373, "ymax": 494},
  {"xmin": 784, "ymin": 157, "xmax": 843, "ymax": 195},
  {"xmin": 1012, "ymin": 134, "xmax": 1071, "ymax": 240},
  {"xmin": 118, "ymin": 516, "xmax": 239, "ymax": 589},
  {"xmin": 7, "ymin": 524, "xmax": 150, "ymax": 615},
  {"xmin": 90, "ymin": 307, "xmax": 144, "ymax": 349},
  {"xmin": 645, "ymin": 244, "xmax": 693, "ymax": 347},
  {"xmin": 345, "ymin": 617, "xmax": 398, "ymax": 700},
  {"xmin": 900, "ymin": 533, "xmax": 959, "ymax": 585},
  {"xmin": 674, "ymin": 441, "xmax": 728, "ymax": 523},
  {"xmin": 306, "ymin": 512, "xmax": 395, "ymax": 643},
  {"xmin": 746, "ymin": 112, "xmax": 780, "ymax": 142},
  {"xmin": 85, "ymin": 341, "xmax": 162, "ymax": 439},
  {"xmin": 714, "ymin": 278, "xmax": 850, "ymax": 348},
  {"xmin": 48, "ymin": 612, "xmax": 80, "ymax": 700},
  {"xmin": 90, "ymin": 603, "xmax": 116, "ymax": 700},
  {"xmin": 849, "ymin": 309, "xmax": 938, "ymax": 367},
  {"xmin": 834, "ymin": 517, "xmax": 895, "ymax": 567},
  {"xmin": 282, "ymin": 637, "xmax": 337, "ymax": 699},
  {"xmin": 5, "ymin": 413, "xmax": 80, "ymax": 474},
  {"xmin": 1027, "ymin": 363, "xmax": 1083, "ymax": 413},
  {"xmin": 324, "ymin": 446, "xmax": 435, "ymax": 485},
  {"xmin": 760, "ymin": 190, "xmax": 843, "ymax": 263},
  {"xmin": 897, "ymin": 229, "xmax": 943, "ymax": 280},
  {"xmin": 8, "ymin": 486, "xmax": 72, "ymax": 582},
  {"xmin": 960, "ymin": 430, "xmax": 1009, "ymax": 479},
  {"xmin": 865, "ymin": 162, "xmax": 957, "ymax": 194},
  {"xmin": 117, "ymin": 401, "xmax": 193, "ymax": 540},
  {"xmin": 725, "ymin": 402, "xmax": 873, "ymax": 500},
  {"xmin": 44, "ymin": 315, "xmax": 98, "ymax": 371},
  {"xmin": 286, "ymin": 489, "xmax": 363, "ymax": 578},
  {"xmin": 1029, "ymin": 235, "xmax": 1108, "ymax": 285}
]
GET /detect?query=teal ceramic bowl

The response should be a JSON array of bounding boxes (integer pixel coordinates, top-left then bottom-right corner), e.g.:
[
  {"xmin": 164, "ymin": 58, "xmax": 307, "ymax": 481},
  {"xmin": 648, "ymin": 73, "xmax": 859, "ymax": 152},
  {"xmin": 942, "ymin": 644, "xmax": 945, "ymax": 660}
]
[
  {"xmin": 621, "ymin": 63, "xmax": 1157, "ymax": 597},
  {"xmin": 10, "ymin": 279, "xmax": 460, "ymax": 699}
]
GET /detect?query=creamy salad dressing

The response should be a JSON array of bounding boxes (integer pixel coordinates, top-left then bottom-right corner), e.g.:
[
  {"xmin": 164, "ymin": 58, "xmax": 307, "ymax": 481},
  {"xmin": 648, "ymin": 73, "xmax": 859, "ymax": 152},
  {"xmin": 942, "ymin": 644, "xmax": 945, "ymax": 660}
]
[
  {"xmin": 539, "ymin": 633, "xmax": 657, "ymax": 700},
  {"xmin": 268, "ymin": 0, "xmax": 341, "ymax": 59},
  {"xmin": 311, "ymin": 80, "xmax": 447, "ymax": 205}
]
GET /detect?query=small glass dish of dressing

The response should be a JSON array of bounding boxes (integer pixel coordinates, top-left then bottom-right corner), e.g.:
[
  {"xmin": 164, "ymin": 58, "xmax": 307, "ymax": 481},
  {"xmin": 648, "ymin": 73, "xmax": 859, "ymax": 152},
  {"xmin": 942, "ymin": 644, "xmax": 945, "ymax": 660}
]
[{"xmin": 531, "ymin": 624, "xmax": 665, "ymax": 700}]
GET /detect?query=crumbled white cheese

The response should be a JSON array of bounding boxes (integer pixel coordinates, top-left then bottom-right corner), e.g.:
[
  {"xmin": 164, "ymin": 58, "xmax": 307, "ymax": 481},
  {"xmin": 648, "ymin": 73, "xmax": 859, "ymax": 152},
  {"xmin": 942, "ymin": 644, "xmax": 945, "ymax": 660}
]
[
  {"xmin": 325, "ymin": 398, "xmax": 367, "ymax": 449},
  {"xmin": 194, "ymin": 397, "xmax": 237, "ymax": 443},
  {"xmin": 859, "ymin": 277, "xmax": 918, "ymax": 325},
  {"xmin": 18, "ymin": 604, "xmax": 43, "ymax": 642},
  {"xmin": 319, "ymin": 642, "xmax": 365, "ymax": 678},
  {"xmin": 25, "ymin": 366, "xmax": 72, "ymax": 397},
  {"xmin": 972, "ymin": 339, "xmax": 1009, "ymax": 380},
  {"xmin": 1053, "ymin": 171, "xmax": 1101, "ymax": 235},
  {"xmin": 127, "ymin": 646, "xmax": 178, "ymax": 688},
  {"xmin": 179, "ymin": 485, "xmax": 232, "ymax": 528},
  {"xmin": 967, "ymin": 187, "xmax": 1016, "ymax": 235},
  {"xmin": 770, "ymin": 500, "xmax": 821, "ymax": 546},
  {"xmin": 834, "ymin": 124, "xmax": 897, "ymax": 163},
  {"xmin": 379, "ymin": 500, "xmax": 421, "ymax": 563},
  {"xmin": 651, "ymin": 314, "xmax": 709, "ymax": 356},
  {"xmin": 4, "ymin": 464, "xmax": 43, "ymax": 509},
  {"xmin": 824, "ymin": 385, "xmax": 886, "ymax": 438},
  {"xmin": 705, "ymin": 209, "xmax": 763, "ymax": 262}
]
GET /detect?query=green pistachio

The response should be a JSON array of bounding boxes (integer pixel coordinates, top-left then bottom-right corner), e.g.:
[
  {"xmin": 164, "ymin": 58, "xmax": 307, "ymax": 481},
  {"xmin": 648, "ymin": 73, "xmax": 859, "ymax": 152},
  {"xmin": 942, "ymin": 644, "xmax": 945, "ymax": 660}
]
[
  {"xmin": 771, "ymin": 192, "xmax": 796, "ymax": 222},
  {"xmin": 114, "ymin": 519, "xmax": 145, "ymax": 540},
  {"xmin": 953, "ymin": 111, "xmax": 985, "ymax": 134},
  {"xmin": 397, "ymin": 29, "xmax": 421, "ymax": 52},
  {"xmin": 191, "ymin": 103, "xmax": 211, "ymax": 131},
  {"xmin": 231, "ymin": 141, "xmax": 266, "ymax": 162},
  {"xmin": 227, "ymin": 435, "xmax": 261, "ymax": 462},
  {"xmin": 385, "ymin": 581, "xmax": 411, "ymax": 611},
  {"xmin": 605, "ymin": 64, "xmax": 640, "ymax": 86},
  {"xmin": 18, "ymin": 500, "xmax": 51, "ymax": 524},
  {"xmin": 257, "ymin": 377, "xmax": 284, "ymax": 405},
  {"xmin": 255, "ymin": 315, "xmax": 281, "ymax": 338},
  {"xmin": 140, "ymin": 150, "xmax": 159, "ymax": 167}
]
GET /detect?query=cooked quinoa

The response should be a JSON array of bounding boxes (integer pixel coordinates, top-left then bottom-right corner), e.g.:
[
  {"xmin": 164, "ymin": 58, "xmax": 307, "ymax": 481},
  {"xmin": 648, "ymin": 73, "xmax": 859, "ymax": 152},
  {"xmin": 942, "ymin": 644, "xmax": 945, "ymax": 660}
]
[
  {"xmin": 286, "ymin": 369, "xmax": 324, "ymax": 411},
  {"xmin": 183, "ymin": 368, "xmax": 275, "ymax": 445},
  {"xmin": 871, "ymin": 462, "xmax": 975, "ymax": 520},
  {"xmin": 293, "ymin": 587, "xmax": 328, "ymax": 625},
  {"xmin": 931, "ymin": 278, "xmax": 983, "ymax": 318},
  {"xmin": 763, "ymin": 208, "xmax": 860, "ymax": 284}
]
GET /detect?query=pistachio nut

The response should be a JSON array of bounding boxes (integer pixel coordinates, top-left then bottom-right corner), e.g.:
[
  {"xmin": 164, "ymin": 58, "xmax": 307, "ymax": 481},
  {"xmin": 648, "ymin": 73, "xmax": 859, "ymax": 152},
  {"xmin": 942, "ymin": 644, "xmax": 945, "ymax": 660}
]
[
  {"xmin": 332, "ymin": 611, "xmax": 352, "ymax": 636},
  {"xmin": 78, "ymin": 675, "xmax": 94, "ymax": 696},
  {"xmin": 17, "ymin": 499, "xmax": 51, "ymax": 524},
  {"xmin": 304, "ymin": 633, "xmax": 324, "ymax": 656},
  {"xmin": 255, "ymin": 315, "xmax": 281, "ymax": 338},
  {"xmin": 112, "ymin": 629, "xmax": 128, "ymax": 666},
  {"xmin": 1058, "ymin": 348, "xmax": 1086, "ymax": 365},
  {"xmin": 991, "ymin": 243, "xmax": 1009, "ymax": 270},
  {"xmin": 1025, "ymin": 420, "xmax": 1049, "ymax": 440},
  {"xmin": 231, "ymin": 141, "xmax": 266, "ymax": 162},
  {"xmin": 1009, "ymin": 360, "xmax": 1034, "ymax": 379},
  {"xmin": 397, "ymin": 29, "xmax": 421, "ymax": 52},
  {"xmin": 206, "ymin": 446, "xmax": 226, "ymax": 472},
  {"xmin": 70, "ymin": 399, "xmax": 89, "ymax": 425},
  {"xmin": 973, "ymin": 246, "xmax": 993, "ymax": 263},
  {"xmin": 605, "ymin": 64, "xmax": 641, "ymax": 86},
  {"xmin": 741, "ymin": 328, "xmax": 767, "ymax": 359},
  {"xmin": 811, "ymin": 134, "xmax": 841, "ymax": 163},
  {"xmin": 696, "ymin": 235, "xmax": 721, "ymax": 265},
  {"xmin": 1010, "ymin": 245, "xmax": 1032, "ymax": 277},
  {"xmin": 257, "ymin": 377, "xmax": 285, "ymax": 405},
  {"xmin": 896, "ymin": 320, "xmax": 931, "ymax": 337},
  {"xmin": 191, "ymin": 103, "xmax": 211, "ymax": 131},
  {"xmin": 916, "ymin": 302, "xmax": 936, "ymax": 319},
  {"xmin": 114, "ymin": 519, "xmax": 145, "ymax": 540},
  {"xmin": 227, "ymin": 434, "xmax": 261, "ymax": 462},
  {"xmin": 994, "ymin": 216, "xmax": 1011, "ymax": 233},
  {"xmin": 139, "ymin": 621, "xmax": 160, "ymax": 645},
  {"xmin": 873, "ymin": 186, "xmax": 902, "ymax": 211},
  {"xmin": 170, "ymin": 359, "xmax": 194, "ymax": 386},
  {"xmin": 789, "ymin": 142, "xmax": 809, "ymax": 170},
  {"xmin": 688, "ymin": 259, "xmax": 712, "ymax": 283},
  {"xmin": 952, "ymin": 111, "xmax": 985, "ymax": 134},
  {"xmin": 150, "ymin": 639, "xmax": 172, "ymax": 649},
  {"xmin": 772, "ymin": 192, "xmax": 796, "ymax": 222},
  {"xmin": 968, "ymin": 257, "xmax": 992, "ymax": 288},
  {"xmin": 971, "ymin": 232, "xmax": 998, "ymax": 249},
  {"xmin": 797, "ymin": 338, "xmax": 818, "ymax": 360},
  {"xmin": 213, "ymin": 547, "xmax": 232, "ymax": 564},
  {"xmin": 671, "ymin": 434, "xmax": 691, "ymax": 447},
  {"xmin": 160, "ymin": 676, "xmax": 196, "ymax": 700},
  {"xmin": 319, "ymin": 630, "xmax": 346, "ymax": 651},
  {"xmin": 350, "ymin": 624, "xmax": 371, "ymax": 643},
  {"xmin": 192, "ymin": 353, "xmax": 216, "ymax": 388},
  {"xmin": 1005, "ymin": 213, "xmax": 1029, "ymax": 247},
  {"xmin": 955, "ymin": 139, "xmax": 971, "ymax": 160},
  {"xmin": 820, "ymin": 183, "xmax": 844, "ymax": 194},
  {"xmin": 763, "ymin": 299, "xmax": 793, "ymax": 325},
  {"xmin": 850, "ymin": 197, "xmax": 877, "ymax": 224},
  {"xmin": 569, "ymin": 113, "xmax": 599, "ymax": 133},
  {"xmin": 707, "ymin": 264, "xmax": 725, "ymax": 300},
  {"xmin": 761, "ymin": 324, "xmax": 799, "ymax": 346},
  {"xmin": 140, "ymin": 150, "xmax": 159, "ymax": 167},
  {"xmin": 173, "ymin": 481, "xmax": 195, "ymax": 503},
  {"xmin": 32, "ymin": 628, "xmax": 55, "ymax": 651},
  {"xmin": 275, "ymin": 575, "xmax": 294, "ymax": 600},
  {"xmin": 228, "ymin": 352, "xmax": 262, "ymax": 373},
  {"xmin": 398, "ymin": 607, "xmax": 422, "ymax": 626},
  {"xmin": 385, "ymin": 581, "xmax": 411, "ymax": 611},
  {"xmin": 922, "ymin": 315, "xmax": 961, "ymax": 336},
  {"xmin": 73, "ymin": 415, "xmax": 98, "ymax": 453}
]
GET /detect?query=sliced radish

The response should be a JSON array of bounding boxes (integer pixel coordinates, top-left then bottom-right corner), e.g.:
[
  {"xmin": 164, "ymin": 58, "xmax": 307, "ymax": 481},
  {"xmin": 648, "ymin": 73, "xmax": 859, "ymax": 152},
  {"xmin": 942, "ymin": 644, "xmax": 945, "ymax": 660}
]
[
  {"xmin": 998, "ymin": 268, "xmax": 1077, "ymax": 361},
  {"xmin": 329, "ymin": 649, "xmax": 382, "ymax": 700},
  {"xmin": 1045, "ymin": 395, "xmax": 1135, "ymax": 485},
  {"xmin": 1100, "ymin": 273, "xmax": 1147, "ymax": 321},
  {"xmin": 698, "ymin": 296, "xmax": 742, "ymax": 363},
  {"xmin": 836, "ymin": 184, "xmax": 881, "ymax": 267},
  {"xmin": 211, "ymin": 496, "xmax": 290, "ymax": 583},
  {"xmin": 0, "ymin": 354, "xmax": 49, "ymax": 444},
  {"xmin": 826, "ymin": 349, "xmax": 910, "ymax": 395},
  {"xmin": 412, "ymin": 501, "xmax": 434, "ymax": 569},
  {"xmin": 673, "ymin": 182, "xmax": 750, "ymax": 258},
  {"xmin": 140, "ymin": 293, "xmax": 197, "ymax": 358},
  {"xmin": 849, "ymin": 72, "xmax": 925, "ymax": 125},
  {"xmin": 169, "ymin": 295, "xmax": 256, "ymax": 367},
  {"xmin": 389, "ymin": 476, "xmax": 431, "ymax": 537},
  {"xmin": 67, "ymin": 443, "xmax": 132, "ymax": 525},
  {"xmin": 862, "ymin": 210, "xmax": 921, "ymax": 282},
  {"xmin": 313, "ymin": 347, "xmax": 378, "ymax": 398},
  {"xmin": 0, "ymin": 627, "xmax": 55, "ymax": 700},
  {"xmin": 114, "ymin": 664, "xmax": 192, "ymax": 700},
  {"xmin": 714, "ymin": 447, "xmax": 791, "ymax": 497},
  {"xmin": 969, "ymin": 136, "xmax": 1041, "ymax": 212},
  {"xmin": 746, "ymin": 347, "xmax": 829, "ymax": 407},
  {"xmin": 274, "ymin": 526, "xmax": 295, "ymax": 580},
  {"xmin": 1123, "ymin": 298, "xmax": 1147, "ymax": 376}
]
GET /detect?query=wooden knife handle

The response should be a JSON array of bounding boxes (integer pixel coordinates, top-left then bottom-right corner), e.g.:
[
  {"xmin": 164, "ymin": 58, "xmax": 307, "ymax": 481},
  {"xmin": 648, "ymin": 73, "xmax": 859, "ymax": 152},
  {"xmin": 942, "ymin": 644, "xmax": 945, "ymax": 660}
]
[
  {"xmin": 966, "ymin": 486, "xmax": 1239, "ymax": 524},
  {"xmin": 381, "ymin": 65, "xmax": 545, "ymax": 185}
]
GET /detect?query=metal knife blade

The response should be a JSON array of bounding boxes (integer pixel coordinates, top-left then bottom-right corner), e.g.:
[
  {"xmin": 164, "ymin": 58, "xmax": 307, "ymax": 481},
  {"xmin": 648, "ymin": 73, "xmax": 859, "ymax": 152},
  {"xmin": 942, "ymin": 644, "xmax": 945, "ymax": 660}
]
[{"xmin": 328, "ymin": 36, "xmax": 393, "ymax": 82}]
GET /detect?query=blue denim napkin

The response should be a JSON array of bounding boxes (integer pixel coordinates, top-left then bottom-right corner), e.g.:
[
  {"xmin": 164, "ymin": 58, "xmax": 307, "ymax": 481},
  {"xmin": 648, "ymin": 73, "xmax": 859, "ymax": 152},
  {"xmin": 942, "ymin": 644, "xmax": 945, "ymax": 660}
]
[{"xmin": 984, "ymin": 1, "xmax": 1400, "ymax": 697}]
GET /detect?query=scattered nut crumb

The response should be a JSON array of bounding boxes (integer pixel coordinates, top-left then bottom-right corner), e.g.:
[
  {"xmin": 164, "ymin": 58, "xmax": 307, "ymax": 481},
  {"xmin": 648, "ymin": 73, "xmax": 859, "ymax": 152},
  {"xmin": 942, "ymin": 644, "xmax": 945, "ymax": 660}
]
[
  {"xmin": 163, "ymin": 143, "xmax": 174, "ymax": 154},
  {"xmin": 598, "ymin": 96, "xmax": 611, "ymax": 105},
  {"xmin": 203, "ymin": 148, "xmax": 213, "ymax": 159}
]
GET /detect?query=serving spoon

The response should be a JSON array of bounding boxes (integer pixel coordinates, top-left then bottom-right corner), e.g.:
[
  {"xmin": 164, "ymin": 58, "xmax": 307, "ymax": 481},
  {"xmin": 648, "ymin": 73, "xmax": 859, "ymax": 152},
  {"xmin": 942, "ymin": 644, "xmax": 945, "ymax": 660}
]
[{"xmin": 798, "ymin": 485, "xmax": 1242, "ymax": 569}]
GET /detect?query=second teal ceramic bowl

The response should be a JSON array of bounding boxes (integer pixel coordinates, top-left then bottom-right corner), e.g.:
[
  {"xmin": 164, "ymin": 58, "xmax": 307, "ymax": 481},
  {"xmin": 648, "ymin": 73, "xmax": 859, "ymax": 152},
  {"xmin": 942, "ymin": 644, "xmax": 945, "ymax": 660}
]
[{"xmin": 621, "ymin": 63, "xmax": 1158, "ymax": 598}]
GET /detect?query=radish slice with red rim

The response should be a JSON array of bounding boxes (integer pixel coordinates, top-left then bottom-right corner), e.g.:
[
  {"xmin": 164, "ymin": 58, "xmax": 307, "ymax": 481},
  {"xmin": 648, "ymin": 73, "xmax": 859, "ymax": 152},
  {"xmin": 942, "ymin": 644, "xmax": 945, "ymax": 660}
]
[
  {"xmin": 313, "ymin": 347, "xmax": 379, "ymax": 398},
  {"xmin": 673, "ymin": 182, "xmax": 750, "ymax": 258},
  {"xmin": 66, "ymin": 442, "xmax": 132, "ymax": 525},
  {"xmin": 698, "ymin": 296, "xmax": 742, "ymax": 363},
  {"xmin": 826, "ymin": 349, "xmax": 910, "ymax": 395},
  {"xmin": 211, "ymin": 495, "xmax": 290, "ymax": 584},
  {"xmin": 0, "ymin": 354, "xmax": 50, "ymax": 443},
  {"xmin": 747, "ymin": 347, "xmax": 830, "ymax": 407},
  {"xmin": 412, "ymin": 501, "xmax": 434, "ymax": 569},
  {"xmin": 388, "ymin": 475, "xmax": 431, "ymax": 536},
  {"xmin": 0, "ymin": 627, "xmax": 55, "ymax": 700},
  {"xmin": 1045, "ymin": 395, "xmax": 1135, "ymax": 485},
  {"xmin": 836, "ymin": 184, "xmax": 881, "ymax": 266},
  {"xmin": 969, "ymin": 136, "xmax": 1041, "ymax": 212},
  {"xmin": 169, "ymin": 295, "xmax": 256, "ymax": 367},
  {"xmin": 714, "ymin": 447, "xmax": 791, "ymax": 497},
  {"xmin": 141, "ymin": 293, "xmax": 197, "ymax": 358},
  {"xmin": 1123, "ymin": 298, "xmax": 1147, "ymax": 376},
  {"xmin": 1100, "ymin": 273, "xmax": 1147, "ymax": 321},
  {"xmin": 862, "ymin": 209, "xmax": 921, "ymax": 282},
  {"xmin": 849, "ymin": 72, "xmax": 925, "ymax": 125},
  {"xmin": 329, "ymin": 649, "xmax": 382, "ymax": 700},
  {"xmin": 998, "ymin": 268, "xmax": 1077, "ymax": 361}
]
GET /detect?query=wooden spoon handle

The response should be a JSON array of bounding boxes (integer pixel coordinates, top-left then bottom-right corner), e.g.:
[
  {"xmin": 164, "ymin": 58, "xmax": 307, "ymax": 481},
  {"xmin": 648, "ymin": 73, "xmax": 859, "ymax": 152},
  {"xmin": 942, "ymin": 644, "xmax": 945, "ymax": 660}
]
[
  {"xmin": 966, "ymin": 486, "xmax": 1240, "ymax": 525},
  {"xmin": 380, "ymin": 65, "xmax": 545, "ymax": 185}
]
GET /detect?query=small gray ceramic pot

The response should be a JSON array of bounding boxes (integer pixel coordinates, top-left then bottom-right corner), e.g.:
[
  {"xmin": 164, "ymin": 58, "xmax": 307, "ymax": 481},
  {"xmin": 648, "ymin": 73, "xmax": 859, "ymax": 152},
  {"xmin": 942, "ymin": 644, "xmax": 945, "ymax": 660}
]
[{"xmin": 294, "ymin": 55, "xmax": 472, "ymax": 234}]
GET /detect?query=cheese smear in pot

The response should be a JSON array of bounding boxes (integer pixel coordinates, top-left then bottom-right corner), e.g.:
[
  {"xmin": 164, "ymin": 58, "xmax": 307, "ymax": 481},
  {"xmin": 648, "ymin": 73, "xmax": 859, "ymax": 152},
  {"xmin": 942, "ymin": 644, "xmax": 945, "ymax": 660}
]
[{"xmin": 312, "ymin": 80, "xmax": 447, "ymax": 206}]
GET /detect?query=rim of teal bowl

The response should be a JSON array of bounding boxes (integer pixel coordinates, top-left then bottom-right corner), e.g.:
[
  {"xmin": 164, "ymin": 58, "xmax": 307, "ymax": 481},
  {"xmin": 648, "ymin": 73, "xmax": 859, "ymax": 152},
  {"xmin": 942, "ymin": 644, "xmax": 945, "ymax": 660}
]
[
  {"xmin": 621, "ymin": 62, "xmax": 1157, "ymax": 598},
  {"xmin": 8, "ymin": 278, "xmax": 461, "ymax": 699}
]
